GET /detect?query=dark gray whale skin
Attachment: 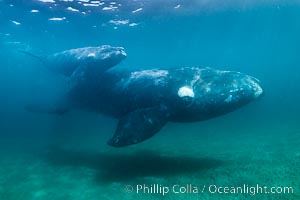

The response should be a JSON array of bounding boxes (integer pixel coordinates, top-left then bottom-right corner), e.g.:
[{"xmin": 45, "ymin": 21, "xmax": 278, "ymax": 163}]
[
  {"xmin": 20, "ymin": 45, "xmax": 126, "ymax": 76},
  {"xmin": 67, "ymin": 66, "xmax": 264, "ymax": 147},
  {"xmin": 24, "ymin": 46, "xmax": 263, "ymax": 147}
]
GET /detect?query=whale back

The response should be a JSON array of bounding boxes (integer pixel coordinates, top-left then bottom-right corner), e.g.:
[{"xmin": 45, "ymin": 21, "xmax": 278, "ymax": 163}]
[
  {"xmin": 20, "ymin": 45, "xmax": 126, "ymax": 77},
  {"xmin": 46, "ymin": 46, "xmax": 126, "ymax": 76}
]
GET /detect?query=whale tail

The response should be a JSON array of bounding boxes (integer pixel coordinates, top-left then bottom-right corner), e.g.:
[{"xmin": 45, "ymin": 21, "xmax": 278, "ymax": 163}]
[{"xmin": 18, "ymin": 50, "xmax": 45, "ymax": 63}]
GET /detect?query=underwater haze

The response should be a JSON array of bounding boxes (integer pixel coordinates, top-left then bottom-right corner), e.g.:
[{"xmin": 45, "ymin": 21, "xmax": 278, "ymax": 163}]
[{"xmin": 0, "ymin": 0, "xmax": 300, "ymax": 199}]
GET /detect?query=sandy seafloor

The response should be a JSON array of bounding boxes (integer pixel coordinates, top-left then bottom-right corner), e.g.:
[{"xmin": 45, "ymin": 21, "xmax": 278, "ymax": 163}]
[{"xmin": 0, "ymin": 109, "xmax": 299, "ymax": 200}]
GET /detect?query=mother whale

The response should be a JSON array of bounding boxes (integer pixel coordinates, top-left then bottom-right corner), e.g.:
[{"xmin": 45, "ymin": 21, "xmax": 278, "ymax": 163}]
[{"xmin": 24, "ymin": 45, "xmax": 264, "ymax": 147}]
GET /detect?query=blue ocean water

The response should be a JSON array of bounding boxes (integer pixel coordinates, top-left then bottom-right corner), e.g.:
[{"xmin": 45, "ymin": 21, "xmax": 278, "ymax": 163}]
[{"xmin": 0, "ymin": 1, "xmax": 299, "ymax": 200}]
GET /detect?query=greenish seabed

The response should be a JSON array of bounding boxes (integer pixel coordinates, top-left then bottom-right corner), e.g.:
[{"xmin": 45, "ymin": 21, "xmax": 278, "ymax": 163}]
[{"xmin": 0, "ymin": 117, "xmax": 299, "ymax": 200}]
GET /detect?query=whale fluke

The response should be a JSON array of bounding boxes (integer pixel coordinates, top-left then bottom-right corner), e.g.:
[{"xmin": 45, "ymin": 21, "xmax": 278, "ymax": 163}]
[{"xmin": 18, "ymin": 50, "xmax": 45, "ymax": 63}]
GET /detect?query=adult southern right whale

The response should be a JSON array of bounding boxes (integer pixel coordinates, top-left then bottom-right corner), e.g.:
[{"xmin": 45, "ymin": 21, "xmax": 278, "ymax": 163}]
[
  {"xmin": 24, "ymin": 46, "xmax": 264, "ymax": 147},
  {"xmin": 81, "ymin": 67, "xmax": 264, "ymax": 147}
]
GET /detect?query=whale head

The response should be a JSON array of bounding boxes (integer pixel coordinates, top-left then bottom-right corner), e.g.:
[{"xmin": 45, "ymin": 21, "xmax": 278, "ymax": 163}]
[
  {"xmin": 74, "ymin": 45, "xmax": 127, "ymax": 74},
  {"xmin": 173, "ymin": 68, "xmax": 264, "ymax": 121},
  {"xmin": 92, "ymin": 45, "xmax": 127, "ymax": 66},
  {"xmin": 51, "ymin": 45, "xmax": 127, "ymax": 76},
  {"xmin": 200, "ymin": 70, "xmax": 264, "ymax": 102},
  {"xmin": 97, "ymin": 45, "xmax": 126, "ymax": 59}
]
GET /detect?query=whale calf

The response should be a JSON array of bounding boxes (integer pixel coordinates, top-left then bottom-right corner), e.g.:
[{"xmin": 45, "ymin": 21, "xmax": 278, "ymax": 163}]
[
  {"xmin": 25, "ymin": 47, "xmax": 264, "ymax": 147},
  {"xmin": 20, "ymin": 45, "xmax": 126, "ymax": 76}
]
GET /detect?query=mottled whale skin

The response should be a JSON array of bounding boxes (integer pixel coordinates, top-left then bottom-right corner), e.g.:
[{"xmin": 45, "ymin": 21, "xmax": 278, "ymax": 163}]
[
  {"xmin": 67, "ymin": 66, "xmax": 264, "ymax": 147},
  {"xmin": 20, "ymin": 45, "xmax": 126, "ymax": 76},
  {"xmin": 25, "ymin": 46, "xmax": 263, "ymax": 147}
]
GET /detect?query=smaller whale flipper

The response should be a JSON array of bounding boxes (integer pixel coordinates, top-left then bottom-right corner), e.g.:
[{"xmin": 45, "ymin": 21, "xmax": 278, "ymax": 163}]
[{"xmin": 107, "ymin": 105, "xmax": 171, "ymax": 147}]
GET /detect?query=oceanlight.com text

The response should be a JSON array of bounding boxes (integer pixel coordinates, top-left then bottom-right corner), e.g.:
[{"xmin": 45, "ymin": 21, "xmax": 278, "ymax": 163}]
[{"xmin": 125, "ymin": 184, "xmax": 294, "ymax": 196}]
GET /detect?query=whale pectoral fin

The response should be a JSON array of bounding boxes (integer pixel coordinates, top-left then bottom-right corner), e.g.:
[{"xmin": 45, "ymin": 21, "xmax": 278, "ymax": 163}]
[{"xmin": 107, "ymin": 106, "xmax": 170, "ymax": 147}]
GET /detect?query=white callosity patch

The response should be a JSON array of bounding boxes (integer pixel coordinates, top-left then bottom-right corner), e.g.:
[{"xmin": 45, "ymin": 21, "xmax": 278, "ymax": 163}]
[
  {"xmin": 130, "ymin": 70, "xmax": 169, "ymax": 80},
  {"xmin": 229, "ymin": 88, "xmax": 239, "ymax": 93},
  {"xmin": 187, "ymin": 67, "xmax": 204, "ymax": 86},
  {"xmin": 102, "ymin": 48, "xmax": 126, "ymax": 59},
  {"xmin": 205, "ymin": 83, "xmax": 212, "ymax": 92},
  {"xmin": 177, "ymin": 67, "xmax": 211, "ymax": 99},
  {"xmin": 224, "ymin": 94, "xmax": 233, "ymax": 103},
  {"xmin": 48, "ymin": 45, "xmax": 126, "ymax": 77},
  {"xmin": 181, "ymin": 67, "xmax": 207, "ymax": 96},
  {"xmin": 64, "ymin": 45, "xmax": 125, "ymax": 60},
  {"xmin": 229, "ymin": 75, "xmax": 263, "ymax": 100},
  {"xmin": 241, "ymin": 76, "xmax": 263, "ymax": 98},
  {"xmin": 250, "ymin": 78, "xmax": 263, "ymax": 97},
  {"xmin": 191, "ymin": 74, "xmax": 200, "ymax": 85},
  {"xmin": 178, "ymin": 86, "xmax": 195, "ymax": 98},
  {"xmin": 120, "ymin": 70, "xmax": 169, "ymax": 88}
]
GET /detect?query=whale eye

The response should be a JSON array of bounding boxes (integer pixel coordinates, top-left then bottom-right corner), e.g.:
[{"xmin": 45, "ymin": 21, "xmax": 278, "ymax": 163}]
[{"xmin": 178, "ymin": 86, "xmax": 195, "ymax": 98}]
